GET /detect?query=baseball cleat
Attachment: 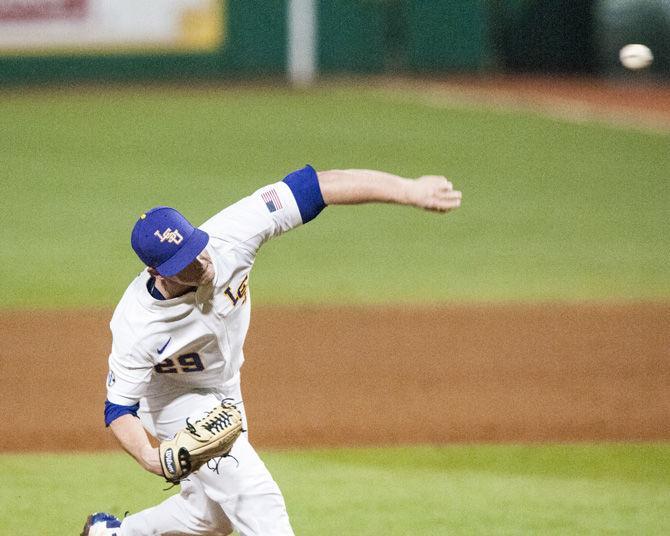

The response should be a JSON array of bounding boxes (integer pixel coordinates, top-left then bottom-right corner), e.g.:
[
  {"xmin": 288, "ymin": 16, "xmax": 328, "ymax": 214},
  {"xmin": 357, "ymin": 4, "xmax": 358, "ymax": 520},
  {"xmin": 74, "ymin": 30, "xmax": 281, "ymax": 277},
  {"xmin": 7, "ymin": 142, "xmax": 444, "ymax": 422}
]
[{"xmin": 81, "ymin": 512, "xmax": 122, "ymax": 536}]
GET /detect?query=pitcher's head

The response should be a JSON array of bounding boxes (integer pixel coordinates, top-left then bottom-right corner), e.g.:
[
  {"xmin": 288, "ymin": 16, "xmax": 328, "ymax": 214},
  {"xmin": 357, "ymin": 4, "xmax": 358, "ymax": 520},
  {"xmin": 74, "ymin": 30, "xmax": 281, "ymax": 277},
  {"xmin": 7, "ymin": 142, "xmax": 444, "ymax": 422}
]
[{"xmin": 131, "ymin": 206, "xmax": 212, "ymax": 285}]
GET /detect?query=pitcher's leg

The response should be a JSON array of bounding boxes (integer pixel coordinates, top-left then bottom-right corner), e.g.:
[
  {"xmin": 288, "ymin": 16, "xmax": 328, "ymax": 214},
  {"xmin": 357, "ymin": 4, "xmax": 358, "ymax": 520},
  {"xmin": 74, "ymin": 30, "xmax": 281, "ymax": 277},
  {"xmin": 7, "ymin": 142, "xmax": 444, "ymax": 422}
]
[
  {"xmin": 120, "ymin": 479, "xmax": 233, "ymax": 536},
  {"xmin": 197, "ymin": 434, "xmax": 294, "ymax": 536}
]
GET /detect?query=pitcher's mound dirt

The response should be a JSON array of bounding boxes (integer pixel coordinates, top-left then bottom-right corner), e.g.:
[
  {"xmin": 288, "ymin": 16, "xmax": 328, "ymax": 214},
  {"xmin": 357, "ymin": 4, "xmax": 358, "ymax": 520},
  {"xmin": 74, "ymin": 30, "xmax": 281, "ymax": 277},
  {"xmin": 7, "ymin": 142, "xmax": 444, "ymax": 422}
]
[{"xmin": 1, "ymin": 304, "xmax": 668, "ymax": 452}]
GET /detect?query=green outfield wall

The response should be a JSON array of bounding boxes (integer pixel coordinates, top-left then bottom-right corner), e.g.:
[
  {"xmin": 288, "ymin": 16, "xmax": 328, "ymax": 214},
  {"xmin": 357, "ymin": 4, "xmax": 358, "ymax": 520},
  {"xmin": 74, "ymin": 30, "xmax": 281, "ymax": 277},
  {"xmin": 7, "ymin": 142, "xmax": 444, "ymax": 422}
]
[
  {"xmin": 0, "ymin": 0, "xmax": 492, "ymax": 84},
  {"xmin": 317, "ymin": 0, "xmax": 386, "ymax": 73},
  {"xmin": 0, "ymin": 0, "xmax": 668, "ymax": 84},
  {"xmin": 404, "ymin": 0, "xmax": 491, "ymax": 71},
  {"xmin": 317, "ymin": 0, "xmax": 491, "ymax": 73}
]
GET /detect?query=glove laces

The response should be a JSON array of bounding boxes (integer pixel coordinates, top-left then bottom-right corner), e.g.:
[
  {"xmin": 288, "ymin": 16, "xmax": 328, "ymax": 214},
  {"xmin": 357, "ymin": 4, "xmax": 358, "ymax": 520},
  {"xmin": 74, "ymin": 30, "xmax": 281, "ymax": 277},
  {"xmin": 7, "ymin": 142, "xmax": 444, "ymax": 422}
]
[{"xmin": 185, "ymin": 400, "xmax": 237, "ymax": 438}]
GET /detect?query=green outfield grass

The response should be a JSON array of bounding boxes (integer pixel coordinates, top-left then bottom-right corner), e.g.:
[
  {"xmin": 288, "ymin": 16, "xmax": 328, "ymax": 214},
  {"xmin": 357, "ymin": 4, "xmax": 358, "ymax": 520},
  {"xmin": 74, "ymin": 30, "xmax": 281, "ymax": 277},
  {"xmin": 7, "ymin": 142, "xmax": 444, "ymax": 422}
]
[
  {"xmin": 2, "ymin": 444, "xmax": 669, "ymax": 535},
  {"xmin": 2, "ymin": 86, "xmax": 669, "ymax": 308}
]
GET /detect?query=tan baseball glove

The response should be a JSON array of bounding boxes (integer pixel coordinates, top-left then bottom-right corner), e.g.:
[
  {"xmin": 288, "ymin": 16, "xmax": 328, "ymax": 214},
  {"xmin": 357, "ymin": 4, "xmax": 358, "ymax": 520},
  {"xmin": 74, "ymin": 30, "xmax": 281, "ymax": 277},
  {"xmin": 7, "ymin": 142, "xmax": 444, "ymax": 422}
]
[{"xmin": 159, "ymin": 401, "xmax": 243, "ymax": 484}]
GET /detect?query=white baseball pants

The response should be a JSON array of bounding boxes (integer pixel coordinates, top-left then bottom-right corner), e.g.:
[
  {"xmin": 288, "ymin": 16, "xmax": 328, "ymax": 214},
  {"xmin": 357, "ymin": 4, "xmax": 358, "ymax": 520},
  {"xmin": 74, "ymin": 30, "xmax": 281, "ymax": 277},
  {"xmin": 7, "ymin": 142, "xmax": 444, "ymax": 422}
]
[{"xmin": 119, "ymin": 383, "xmax": 294, "ymax": 536}]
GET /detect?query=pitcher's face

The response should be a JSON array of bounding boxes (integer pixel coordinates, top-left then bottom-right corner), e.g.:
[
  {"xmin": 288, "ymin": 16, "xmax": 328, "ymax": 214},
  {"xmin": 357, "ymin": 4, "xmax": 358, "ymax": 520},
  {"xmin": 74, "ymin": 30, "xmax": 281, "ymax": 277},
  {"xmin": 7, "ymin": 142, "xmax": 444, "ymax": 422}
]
[{"xmin": 150, "ymin": 250, "xmax": 214, "ymax": 287}]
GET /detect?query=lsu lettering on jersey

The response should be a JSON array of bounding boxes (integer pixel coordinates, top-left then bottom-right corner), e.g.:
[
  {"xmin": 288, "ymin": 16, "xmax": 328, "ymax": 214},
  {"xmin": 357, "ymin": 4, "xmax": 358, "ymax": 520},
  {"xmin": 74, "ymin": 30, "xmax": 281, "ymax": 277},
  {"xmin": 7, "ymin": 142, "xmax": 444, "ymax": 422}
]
[{"xmin": 105, "ymin": 166, "xmax": 324, "ymax": 433}]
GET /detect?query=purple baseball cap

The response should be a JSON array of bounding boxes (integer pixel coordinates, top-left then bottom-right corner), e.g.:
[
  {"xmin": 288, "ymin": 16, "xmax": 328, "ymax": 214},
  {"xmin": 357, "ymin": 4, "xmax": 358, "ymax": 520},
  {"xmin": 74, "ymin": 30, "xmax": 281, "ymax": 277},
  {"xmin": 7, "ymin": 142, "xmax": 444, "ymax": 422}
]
[{"xmin": 131, "ymin": 206, "xmax": 209, "ymax": 277}]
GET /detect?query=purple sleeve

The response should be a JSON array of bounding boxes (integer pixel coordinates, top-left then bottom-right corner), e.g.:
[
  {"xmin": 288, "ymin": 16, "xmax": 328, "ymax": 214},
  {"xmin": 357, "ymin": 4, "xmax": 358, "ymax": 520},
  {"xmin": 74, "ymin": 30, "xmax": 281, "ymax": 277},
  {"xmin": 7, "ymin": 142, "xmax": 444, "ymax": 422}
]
[
  {"xmin": 282, "ymin": 165, "xmax": 326, "ymax": 223},
  {"xmin": 104, "ymin": 399, "xmax": 140, "ymax": 427}
]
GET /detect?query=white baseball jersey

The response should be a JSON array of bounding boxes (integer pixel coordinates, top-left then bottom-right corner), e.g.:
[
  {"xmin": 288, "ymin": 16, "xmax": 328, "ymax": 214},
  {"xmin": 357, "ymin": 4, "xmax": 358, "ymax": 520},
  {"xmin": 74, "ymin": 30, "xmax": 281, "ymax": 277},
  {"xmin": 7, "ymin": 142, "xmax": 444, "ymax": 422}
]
[
  {"xmin": 104, "ymin": 167, "xmax": 321, "ymax": 536},
  {"xmin": 107, "ymin": 176, "xmax": 314, "ymax": 418}
]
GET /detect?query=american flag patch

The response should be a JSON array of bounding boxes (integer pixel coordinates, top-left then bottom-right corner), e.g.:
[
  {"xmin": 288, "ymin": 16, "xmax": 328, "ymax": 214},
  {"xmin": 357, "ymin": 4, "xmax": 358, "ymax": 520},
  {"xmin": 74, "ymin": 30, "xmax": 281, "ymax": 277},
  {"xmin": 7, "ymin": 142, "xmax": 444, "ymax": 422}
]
[{"xmin": 261, "ymin": 188, "xmax": 283, "ymax": 213}]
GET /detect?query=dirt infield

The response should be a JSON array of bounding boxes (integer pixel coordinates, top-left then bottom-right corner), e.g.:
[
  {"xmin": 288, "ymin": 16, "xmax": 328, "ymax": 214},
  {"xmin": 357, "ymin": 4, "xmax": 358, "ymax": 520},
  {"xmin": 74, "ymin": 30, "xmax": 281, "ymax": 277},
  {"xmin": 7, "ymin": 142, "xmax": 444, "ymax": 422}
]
[{"xmin": 1, "ymin": 303, "xmax": 668, "ymax": 452}]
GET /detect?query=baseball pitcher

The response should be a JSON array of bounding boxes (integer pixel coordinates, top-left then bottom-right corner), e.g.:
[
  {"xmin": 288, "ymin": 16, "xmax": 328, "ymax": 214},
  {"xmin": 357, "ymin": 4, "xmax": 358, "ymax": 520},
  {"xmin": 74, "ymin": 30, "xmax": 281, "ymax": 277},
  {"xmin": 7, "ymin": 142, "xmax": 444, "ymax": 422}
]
[{"xmin": 82, "ymin": 165, "xmax": 461, "ymax": 536}]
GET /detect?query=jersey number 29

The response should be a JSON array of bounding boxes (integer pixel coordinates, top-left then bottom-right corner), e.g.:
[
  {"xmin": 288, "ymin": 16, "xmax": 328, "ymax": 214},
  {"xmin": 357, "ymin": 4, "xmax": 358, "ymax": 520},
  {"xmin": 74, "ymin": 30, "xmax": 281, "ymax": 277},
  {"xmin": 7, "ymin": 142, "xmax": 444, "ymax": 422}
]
[{"xmin": 154, "ymin": 353, "xmax": 204, "ymax": 374}]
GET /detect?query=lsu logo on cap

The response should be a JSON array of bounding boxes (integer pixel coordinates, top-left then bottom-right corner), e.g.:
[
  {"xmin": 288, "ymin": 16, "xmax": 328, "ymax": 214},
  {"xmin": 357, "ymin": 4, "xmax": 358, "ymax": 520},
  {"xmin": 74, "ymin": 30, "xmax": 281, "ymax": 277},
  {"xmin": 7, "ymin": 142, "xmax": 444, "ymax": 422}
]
[{"xmin": 154, "ymin": 228, "xmax": 183, "ymax": 245}]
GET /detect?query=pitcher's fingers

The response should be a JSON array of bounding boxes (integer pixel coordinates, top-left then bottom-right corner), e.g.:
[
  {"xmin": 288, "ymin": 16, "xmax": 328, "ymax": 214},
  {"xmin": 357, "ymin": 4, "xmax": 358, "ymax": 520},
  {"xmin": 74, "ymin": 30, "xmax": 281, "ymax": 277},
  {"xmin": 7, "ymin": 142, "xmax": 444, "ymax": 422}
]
[
  {"xmin": 439, "ymin": 189, "xmax": 461, "ymax": 200},
  {"xmin": 436, "ymin": 197, "xmax": 461, "ymax": 211}
]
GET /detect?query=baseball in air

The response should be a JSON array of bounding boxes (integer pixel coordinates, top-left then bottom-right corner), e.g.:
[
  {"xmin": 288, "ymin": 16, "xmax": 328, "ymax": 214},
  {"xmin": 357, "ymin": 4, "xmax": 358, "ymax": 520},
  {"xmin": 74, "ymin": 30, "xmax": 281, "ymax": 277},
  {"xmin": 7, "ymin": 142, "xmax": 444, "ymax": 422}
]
[{"xmin": 619, "ymin": 44, "xmax": 653, "ymax": 70}]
